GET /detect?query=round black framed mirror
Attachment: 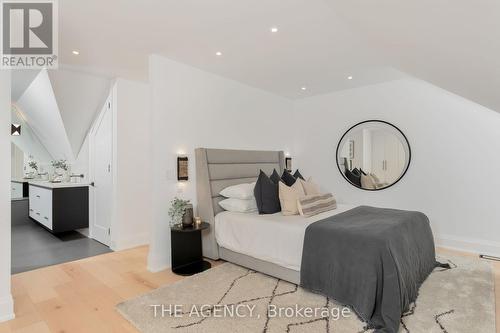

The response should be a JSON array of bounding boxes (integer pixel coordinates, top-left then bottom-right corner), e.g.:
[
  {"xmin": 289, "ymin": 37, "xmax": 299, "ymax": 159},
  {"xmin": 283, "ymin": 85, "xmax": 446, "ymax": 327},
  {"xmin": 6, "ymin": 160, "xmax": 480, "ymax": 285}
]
[{"xmin": 336, "ymin": 120, "xmax": 411, "ymax": 191}]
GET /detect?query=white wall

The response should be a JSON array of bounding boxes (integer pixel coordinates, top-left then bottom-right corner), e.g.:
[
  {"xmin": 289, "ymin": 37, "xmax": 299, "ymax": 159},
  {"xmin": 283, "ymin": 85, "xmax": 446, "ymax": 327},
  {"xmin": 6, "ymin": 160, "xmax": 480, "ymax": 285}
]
[
  {"xmin": 72, "ymin": 135, "xmax": 90, "ymax": 183},
  {"xmin": 148, "ymin": 55, "xmax": 294, "ymax": 271},
  {"xmin": 111, "ymin": 78, "xmax": 151, "ymax": 250},
  {"xmin": 0, "ymin": 72, "xmax": 14, "ymax": 322},
  {"xmin": 294, "ymin": 78, "xmax": 500, "ymax": 256},
  {"xmin": 11, "ymin": 105, "xmax": 52, "ymax": 167},
  {"xmin": 11, "ymin": 143, "xmax": 24, "ymax": 179},
  {"xmin": 84, "ymin": 79, "xmax": 151, "ymax": 251}
]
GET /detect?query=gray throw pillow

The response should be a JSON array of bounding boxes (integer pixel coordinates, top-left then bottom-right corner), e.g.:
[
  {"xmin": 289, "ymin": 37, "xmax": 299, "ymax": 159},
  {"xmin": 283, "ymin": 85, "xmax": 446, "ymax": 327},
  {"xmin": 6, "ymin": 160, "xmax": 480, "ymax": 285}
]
[
  {"xmin": 254, "ymin": 170, "xmax": 281, "ymax": 214},
  {"xmin": 281, "ymin": 169, "xmax": 297, "ymax": 186},
  {"xmin": 270, "ymin": 169, "xmax": 281, "ymax": 184},
  {"xmin": 293, "ymin": 169, "xmax": 305, "ymax": 180}
]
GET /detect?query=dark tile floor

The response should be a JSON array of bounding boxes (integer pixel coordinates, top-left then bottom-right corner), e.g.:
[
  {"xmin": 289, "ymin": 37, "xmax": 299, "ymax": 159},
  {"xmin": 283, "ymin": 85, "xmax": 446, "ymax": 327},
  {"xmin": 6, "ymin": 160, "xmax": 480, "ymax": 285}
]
[{"xmin": 12, "ymin": 222, "xmax": 112, "ymax": 274}]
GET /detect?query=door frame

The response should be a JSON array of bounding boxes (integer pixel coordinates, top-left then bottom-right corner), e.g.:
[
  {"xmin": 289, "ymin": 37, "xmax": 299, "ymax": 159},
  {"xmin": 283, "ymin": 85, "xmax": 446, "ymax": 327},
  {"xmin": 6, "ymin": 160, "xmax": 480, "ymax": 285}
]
[{"xmin": 88, "ymin": 90, "xmax": 116, "ymax": 248}]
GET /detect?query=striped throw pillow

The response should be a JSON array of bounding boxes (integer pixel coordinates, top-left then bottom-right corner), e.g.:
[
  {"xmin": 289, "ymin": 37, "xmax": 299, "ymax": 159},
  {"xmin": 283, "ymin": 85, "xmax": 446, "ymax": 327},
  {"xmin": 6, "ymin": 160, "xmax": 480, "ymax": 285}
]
[{"xmin": 297, "ymin": 193, "xmax": 337, "ymax": 217}]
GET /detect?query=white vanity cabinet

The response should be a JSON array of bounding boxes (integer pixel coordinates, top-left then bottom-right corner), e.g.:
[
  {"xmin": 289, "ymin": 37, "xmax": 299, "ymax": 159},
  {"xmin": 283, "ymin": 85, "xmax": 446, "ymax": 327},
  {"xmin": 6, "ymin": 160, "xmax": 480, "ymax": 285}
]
[
  {"xmin": 28, "ymin": 183, "xmax": 89, "ymax": 233},
  {"xmin": 11, "ymin": 181, "xmax": 23, "ymax": 199},
  {"xmin": 29, "ymin": 185, "xmax": 53, "ymax": 230}
]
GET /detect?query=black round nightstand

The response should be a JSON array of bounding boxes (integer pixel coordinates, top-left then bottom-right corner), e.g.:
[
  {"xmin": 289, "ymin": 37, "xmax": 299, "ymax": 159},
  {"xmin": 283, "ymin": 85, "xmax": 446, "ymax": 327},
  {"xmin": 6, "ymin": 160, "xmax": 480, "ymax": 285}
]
[{"xmin": 171, "ymin": 222, "xmax": 212, "ymax": 276}]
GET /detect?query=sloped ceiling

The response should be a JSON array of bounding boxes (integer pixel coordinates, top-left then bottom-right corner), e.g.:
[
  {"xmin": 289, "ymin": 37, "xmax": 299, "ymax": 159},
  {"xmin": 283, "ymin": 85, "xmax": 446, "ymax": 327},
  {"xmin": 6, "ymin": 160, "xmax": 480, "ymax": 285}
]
[
  {"xmin": 11, "ymin": 105, "xmax": 53, "ymax": 163},
  {"xmin": 324, "ymin": 0, "xmax": 500, "ymax": 113},
  {"xmin": 12, "ymin": 69, "xmax": 110, "ymax": 160},
  {"xmin": 11, "ymin": 70, "xmax": 40, "ymax": 101},
  {"xmin": 16, "ymin": 70, "xmax": 75, "ymax": 161},
  {"xmin": 55, "ymin": 0, "xmax": 500, "ymax": 111},
  {"xmin": 47, "ymin": 69, "xmax": 110, "ymax": 155}
]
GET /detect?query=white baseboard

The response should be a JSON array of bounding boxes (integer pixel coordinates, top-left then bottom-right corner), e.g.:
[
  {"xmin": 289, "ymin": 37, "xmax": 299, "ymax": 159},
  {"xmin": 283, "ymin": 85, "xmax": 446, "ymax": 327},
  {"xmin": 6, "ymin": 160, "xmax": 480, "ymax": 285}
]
[
  {"xmin": 110, "ymin": 232, "xmax": 150, "ymax": 252},
  {"xmin": 147, "ymin": 261, "xmax": 169, "ymax": 273},
  {"xmin": 143, "ymin": 233, "xmax": 500, "ymax": 271},
  {"xmin": 0, "ymin": 294, "xmax": 14, "ymax": 323},
  {"xmin": 147, "ymin": 253, "xmax": 171, "ymax": 273},
  {"xmin": 435, "ymin": 234, "xmax": 500, "ymax": 258}
]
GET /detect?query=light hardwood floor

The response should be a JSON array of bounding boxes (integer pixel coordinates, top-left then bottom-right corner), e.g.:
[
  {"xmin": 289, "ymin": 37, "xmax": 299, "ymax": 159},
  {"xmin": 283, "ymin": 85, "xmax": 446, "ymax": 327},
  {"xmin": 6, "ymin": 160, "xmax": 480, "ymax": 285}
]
[{"xmin": 0, "ymin": 246, "xmax": 498, "ymax": 333}]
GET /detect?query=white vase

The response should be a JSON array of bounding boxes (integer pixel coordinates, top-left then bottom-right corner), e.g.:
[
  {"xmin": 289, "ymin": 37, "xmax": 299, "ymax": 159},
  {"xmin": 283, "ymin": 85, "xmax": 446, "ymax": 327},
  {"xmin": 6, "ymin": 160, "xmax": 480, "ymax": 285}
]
[{"xmin": 64, "ymin": 166, "xmax": 71, "ymax": 182}]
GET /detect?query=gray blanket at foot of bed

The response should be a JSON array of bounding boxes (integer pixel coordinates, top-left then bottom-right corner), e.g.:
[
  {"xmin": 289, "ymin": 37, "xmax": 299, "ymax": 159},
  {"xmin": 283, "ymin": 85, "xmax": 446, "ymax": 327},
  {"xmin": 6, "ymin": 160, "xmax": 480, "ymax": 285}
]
[{"xmin": 300, "ymin": 206, "xmax": 436, "ymax": 333}]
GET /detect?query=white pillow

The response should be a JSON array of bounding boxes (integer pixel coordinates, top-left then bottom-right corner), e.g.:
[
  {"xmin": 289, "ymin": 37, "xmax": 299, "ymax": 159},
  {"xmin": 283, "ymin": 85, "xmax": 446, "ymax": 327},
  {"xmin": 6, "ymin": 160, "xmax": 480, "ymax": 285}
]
[
  {"xmin": 218, "ymin": 198, "xmax": 257, "ymax": 213},
  {"xmin": 219, "ymin": 182, "xmax": 256, "ymax": 200},
  {"xmin": 278, "ymin": 181, "xmax": 305, "ymax": 216},
  {"xmin": 361, "ymin": 174, "xmax": 376, "ymax": 189},
  {"xmin": 299, "ymin": 177, "xmax": 321, "ymax": 195}
]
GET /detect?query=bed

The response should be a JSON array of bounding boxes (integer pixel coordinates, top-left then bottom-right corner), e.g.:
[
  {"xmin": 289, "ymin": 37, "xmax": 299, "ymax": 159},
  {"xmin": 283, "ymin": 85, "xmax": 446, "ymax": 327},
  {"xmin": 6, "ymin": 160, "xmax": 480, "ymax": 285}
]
[
  {"xmin": 195, "ymin": 148, "xmax": 437, "ymax": 332},
  {"xmin": 215, "ymin": 205, "xmax": 355, "ymax": 273},
  {"xmin": 195, "ymin": 148, "xmax": 308, "ymax": 282}
]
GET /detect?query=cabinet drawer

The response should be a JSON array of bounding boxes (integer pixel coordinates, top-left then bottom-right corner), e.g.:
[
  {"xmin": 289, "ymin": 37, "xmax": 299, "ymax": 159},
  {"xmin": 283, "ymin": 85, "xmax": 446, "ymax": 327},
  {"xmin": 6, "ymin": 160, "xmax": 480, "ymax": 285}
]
[
  {"xmin": 29, "ymin": 185, "xmax": 53, "ymax": 230},
  {"xmin": 39, "ymin": 213, "xmax": 53, "ymax": 230}
]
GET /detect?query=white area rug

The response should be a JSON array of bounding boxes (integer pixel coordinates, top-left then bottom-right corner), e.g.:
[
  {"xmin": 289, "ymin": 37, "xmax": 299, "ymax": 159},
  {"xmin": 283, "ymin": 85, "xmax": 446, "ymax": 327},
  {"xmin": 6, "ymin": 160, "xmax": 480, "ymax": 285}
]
[{"xmin": 117, "ymin": 254, "xmax": 495, "ymax": 332}]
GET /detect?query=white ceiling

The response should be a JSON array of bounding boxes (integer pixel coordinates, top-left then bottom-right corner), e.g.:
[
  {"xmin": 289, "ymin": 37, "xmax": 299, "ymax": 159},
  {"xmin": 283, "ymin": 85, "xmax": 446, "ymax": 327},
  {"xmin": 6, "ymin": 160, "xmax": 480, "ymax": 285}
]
[{"xmin": 57, "ymin": 0, "xmax": 500, "ymax": 110}]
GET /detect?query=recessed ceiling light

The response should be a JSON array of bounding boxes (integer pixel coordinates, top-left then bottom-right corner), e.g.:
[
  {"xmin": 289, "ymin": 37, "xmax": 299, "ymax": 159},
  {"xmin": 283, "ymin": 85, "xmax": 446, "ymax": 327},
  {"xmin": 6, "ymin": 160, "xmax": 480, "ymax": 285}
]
[
  {"xmin": 347, "ymin": 76, "xmax": 353, "ymax": 80},
  {"xmin": 301, "ymin": 87, "xmax": 307, "ymax": 91},
  {"xmin": 72, "ymin": 50, "xmax": 79, "ymax": 55},
  {"xmin": 270, "ymin": 27, "xmax": 278, "ymax": 33},
  {"xmin": 215, "ymin": 51, "xmax": 222, "ymax": 56}
]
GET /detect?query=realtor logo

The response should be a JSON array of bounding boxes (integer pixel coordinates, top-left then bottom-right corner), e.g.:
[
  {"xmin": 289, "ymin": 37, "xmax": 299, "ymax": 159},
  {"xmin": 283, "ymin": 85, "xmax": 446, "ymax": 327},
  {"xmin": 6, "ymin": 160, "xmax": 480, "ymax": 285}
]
[{"xmin": 1, "ymin": 0, "xmax": 58, "ymax": 69}]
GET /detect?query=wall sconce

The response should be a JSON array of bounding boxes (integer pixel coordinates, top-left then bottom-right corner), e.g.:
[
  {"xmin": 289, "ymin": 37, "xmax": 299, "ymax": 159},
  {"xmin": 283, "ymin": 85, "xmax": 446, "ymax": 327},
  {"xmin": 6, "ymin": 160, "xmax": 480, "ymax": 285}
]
[
  {"xmin": 177, "ymin": 156, "xmax": 188, "ymax": 181},
  {"xmin": 285, "ymin": 157, "xmax": 292, "ymax": 172},
  {"xmin": 11, "ymin": 124, "xmax": 21, "ymax": 136}
]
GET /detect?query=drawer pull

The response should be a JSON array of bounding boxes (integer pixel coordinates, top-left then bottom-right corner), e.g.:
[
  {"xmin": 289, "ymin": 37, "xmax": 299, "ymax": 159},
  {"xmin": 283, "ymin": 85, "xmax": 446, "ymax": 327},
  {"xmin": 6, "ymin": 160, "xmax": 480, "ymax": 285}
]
[
  {"xmin": 36, "ymin": 195, "xmax": 40, "ymax": 198},
  {"xmin": 44, "ymin": 217, "xmax": 48, "ymax": 220},
  {"xmin": 36, "ymin": 212, "xmax": 40, "ymax": 215}
]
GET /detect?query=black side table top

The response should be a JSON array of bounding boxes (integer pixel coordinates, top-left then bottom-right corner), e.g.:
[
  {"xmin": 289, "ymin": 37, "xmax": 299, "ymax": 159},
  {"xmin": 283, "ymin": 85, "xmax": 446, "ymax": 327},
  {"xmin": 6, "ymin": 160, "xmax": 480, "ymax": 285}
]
[{"xmin": 171, "ymin": 222, "xmax": 210, "ymax": 233}]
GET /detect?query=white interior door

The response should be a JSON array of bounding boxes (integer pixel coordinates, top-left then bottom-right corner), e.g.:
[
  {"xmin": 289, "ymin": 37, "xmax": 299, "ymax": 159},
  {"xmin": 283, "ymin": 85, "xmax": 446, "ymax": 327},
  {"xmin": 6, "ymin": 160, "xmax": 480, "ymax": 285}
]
[
  {"xmin": 91, "ymin": 101, "xmax": 113, "ymax": 246},
  {"xmin": 371, "ymin": 131, "xmax": 386, "ymax": 181},
  {"xmin": 383, "ymin": 134, "xmax": 397, "ymax": 183}
]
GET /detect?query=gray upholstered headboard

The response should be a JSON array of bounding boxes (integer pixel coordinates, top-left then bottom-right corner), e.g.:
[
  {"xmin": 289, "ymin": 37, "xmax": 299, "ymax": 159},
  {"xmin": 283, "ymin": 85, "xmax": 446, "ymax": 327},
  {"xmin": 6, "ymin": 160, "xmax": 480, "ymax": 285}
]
[{"xmin": 195, "ymin": 148, "xmax": 285, "ymax": 259}]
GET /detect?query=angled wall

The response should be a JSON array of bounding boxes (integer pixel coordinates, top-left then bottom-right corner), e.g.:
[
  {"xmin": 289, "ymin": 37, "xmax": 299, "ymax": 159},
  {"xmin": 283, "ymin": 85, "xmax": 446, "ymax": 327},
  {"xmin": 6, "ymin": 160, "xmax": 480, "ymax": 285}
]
[
  {"xmin": 16, "ymin": 70, "xmax": 74, "ymax": 162},
  {"xmin": 48, "ymin": 69, "xmax": 110, "ymax": 157},
  {"xmin": 11, "ymin": 105, "xmax": 53, "ymax": 166}
]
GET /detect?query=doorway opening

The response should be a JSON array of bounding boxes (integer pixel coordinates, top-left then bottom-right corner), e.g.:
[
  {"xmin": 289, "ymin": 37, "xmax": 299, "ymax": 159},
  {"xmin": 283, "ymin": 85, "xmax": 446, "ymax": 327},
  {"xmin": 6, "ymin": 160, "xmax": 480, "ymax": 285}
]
[{"xmin": 10, "ymin": 69, "xmax": 113, "ymax": 274}]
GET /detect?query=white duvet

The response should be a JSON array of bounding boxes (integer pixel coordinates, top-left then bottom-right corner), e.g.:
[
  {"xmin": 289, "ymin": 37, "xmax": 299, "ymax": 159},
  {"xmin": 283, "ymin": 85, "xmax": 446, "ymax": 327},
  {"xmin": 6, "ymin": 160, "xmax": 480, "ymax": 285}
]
[{"xmin": 215, "ymin": 204, "xmax": 355, "ymax": 271}]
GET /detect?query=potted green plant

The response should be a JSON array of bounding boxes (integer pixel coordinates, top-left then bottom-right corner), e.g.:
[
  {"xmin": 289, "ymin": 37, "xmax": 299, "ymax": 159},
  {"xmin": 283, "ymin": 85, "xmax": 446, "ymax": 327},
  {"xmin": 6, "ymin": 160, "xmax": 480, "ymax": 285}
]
[
  {"xmin": 51, "ymin": 159, "xmax": 69, "ymax": 171},
  {"xmin": 26, "ymin": 159, "xmax": 38, "ymax": 179},
  {"xmin": 168, "ymin": 197, "xmax": 193, "ymax": 228},
  {"xmin": 28, "ymin": 160, "xmax": 38, "ymax": 172}
]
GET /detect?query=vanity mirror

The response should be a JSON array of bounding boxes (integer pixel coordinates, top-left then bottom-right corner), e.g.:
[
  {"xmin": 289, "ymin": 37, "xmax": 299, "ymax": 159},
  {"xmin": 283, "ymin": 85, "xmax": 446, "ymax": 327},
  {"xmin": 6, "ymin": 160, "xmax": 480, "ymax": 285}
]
[{"xmin": 336, "ymin": 120, "xmax": 411, "ymax": 190}]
